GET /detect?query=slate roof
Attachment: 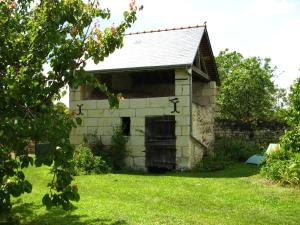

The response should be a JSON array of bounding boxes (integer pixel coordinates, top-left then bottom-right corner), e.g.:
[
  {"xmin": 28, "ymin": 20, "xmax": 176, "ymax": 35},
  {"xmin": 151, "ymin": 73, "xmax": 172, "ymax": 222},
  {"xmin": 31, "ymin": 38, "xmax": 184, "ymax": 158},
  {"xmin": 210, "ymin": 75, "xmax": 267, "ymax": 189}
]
[{"xmin": 84, "ymin": 26, "xmax": 206, "ymax": 73}]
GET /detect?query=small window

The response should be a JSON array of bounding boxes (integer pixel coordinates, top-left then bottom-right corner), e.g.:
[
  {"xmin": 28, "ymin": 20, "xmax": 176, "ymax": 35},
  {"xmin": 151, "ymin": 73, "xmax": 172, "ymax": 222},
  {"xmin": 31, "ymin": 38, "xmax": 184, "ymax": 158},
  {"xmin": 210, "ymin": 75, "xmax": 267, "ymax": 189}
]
[{"xmin": 121, "ymin": 117, "xmax": 131, "ymax": 136}]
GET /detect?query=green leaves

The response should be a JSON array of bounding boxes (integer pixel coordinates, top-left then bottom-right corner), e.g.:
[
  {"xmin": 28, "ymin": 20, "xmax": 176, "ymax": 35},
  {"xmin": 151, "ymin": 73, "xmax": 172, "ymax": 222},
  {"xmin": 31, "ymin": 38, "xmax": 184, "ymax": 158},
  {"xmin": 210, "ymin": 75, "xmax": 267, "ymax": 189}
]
[
  {"xmin": 0, "ymin": 0, "xmax": 138, "ymax": 212},
  {"xmin": 216, "ymin": 49, "xmax": 282, "ymax": 125}
]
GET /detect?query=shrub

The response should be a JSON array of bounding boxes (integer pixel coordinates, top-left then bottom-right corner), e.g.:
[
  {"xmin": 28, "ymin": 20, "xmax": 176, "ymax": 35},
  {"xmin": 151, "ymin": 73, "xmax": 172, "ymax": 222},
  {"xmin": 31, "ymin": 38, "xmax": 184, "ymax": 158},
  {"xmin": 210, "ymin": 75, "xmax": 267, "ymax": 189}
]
[
  {"xmin": 197, "ymin": 138, "xmax": 260, "ymax": 172},
  {"xmin": 260, "ymin": 152, "xmax": 300, "ymax": 185},
  {"xmin": 83, "ymin": 131, "xmax": 104, "ymax": 156},
  {"xmin": 73, "ymin": 145, "xmax": 110, "ymax": 175},
  {"xmin": 260, "ymin": 77, "xmax": 300, "ymax": 185},
  {"xmin": 215, "ymin": 138, "xmax": 260, "ymax": 162},
  {"xmin": 110, "ymin": 126, "xmax": 129, "ymax": 170}
]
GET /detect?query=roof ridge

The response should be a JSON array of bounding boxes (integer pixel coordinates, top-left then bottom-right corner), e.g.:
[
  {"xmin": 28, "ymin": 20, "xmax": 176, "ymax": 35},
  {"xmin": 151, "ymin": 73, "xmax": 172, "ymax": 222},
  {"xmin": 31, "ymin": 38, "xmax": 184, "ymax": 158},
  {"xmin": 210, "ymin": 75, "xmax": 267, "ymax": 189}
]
[{"xmin": 125, "ymin": 24, "xmax": 206, "ymax": 36}]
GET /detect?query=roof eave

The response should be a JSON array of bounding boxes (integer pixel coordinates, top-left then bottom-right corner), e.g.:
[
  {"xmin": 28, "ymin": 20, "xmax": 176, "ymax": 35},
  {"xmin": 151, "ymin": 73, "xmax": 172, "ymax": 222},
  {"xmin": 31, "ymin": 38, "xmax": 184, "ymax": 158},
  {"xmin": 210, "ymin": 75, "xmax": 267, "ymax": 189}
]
[{"xmin": 85, "ymin": 64, "xmax": 192, "ymax": 74}]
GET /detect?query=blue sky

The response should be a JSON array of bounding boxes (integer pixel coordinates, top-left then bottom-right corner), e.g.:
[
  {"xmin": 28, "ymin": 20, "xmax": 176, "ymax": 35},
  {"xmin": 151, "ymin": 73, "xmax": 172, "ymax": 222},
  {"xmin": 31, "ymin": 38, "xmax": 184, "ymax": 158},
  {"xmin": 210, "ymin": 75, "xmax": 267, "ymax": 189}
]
[{"xmin": 61, "ymin": 0, "xmax": 300, "ymax": 104}]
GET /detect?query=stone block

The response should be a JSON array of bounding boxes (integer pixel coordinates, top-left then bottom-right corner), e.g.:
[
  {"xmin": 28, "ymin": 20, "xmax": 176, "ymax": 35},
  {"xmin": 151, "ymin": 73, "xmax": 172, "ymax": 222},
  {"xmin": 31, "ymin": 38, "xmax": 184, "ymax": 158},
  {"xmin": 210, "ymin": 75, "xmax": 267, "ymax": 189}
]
[
  {"xmin": 176, "ymin": 136, "xmax": 190, "ymax": 147},
  {"xmin": 176, "ymin": 157, "xmax": 190, "ymax": 170},
  {"xmin": 202, "ymin": 88, "xmax": 217, "ymax": 97},
  {"xmin": 133, "ymin": 126, "xmax": 145, "ymax": 136},
  {"xmin": 182, "ymin": 146, "xmax": 191, "ymax": 158},
  {"xmin": 209, "ymin": 96, "xmax": 216, "ymax": 104},
  {"xmin": 119, "ymin": 99, "xmax": 129, "ymax": 109},
  {"xmin": 133, "ymin": 157, "xmax": 145, "ymax": 168},
  {"xmin": 175, "ymin": 126, "xmax": 182, "ymax": 136},
  {"xmin": 129, "ymin": 136, "xmax": 144, "ymax": 146},
  {"xmin": 131, "ymin": 117, "xmax": 144, "ymax": 127},
  {"xmin": 148, "ymin": 97, "xmax": 171, "ymax": 108},
  {"xmin": 119, "ymin": 109, "xmax": 136, "ymax": 117},
  {"xmin": 175, "ymin": 69, "xmax": 189, "ymax": 78},
  {"xmin": 87, "ymin": 109, "xmax": 102, "ymax": 118},
  {"xmin": 129, "ymin": 99, "xmax": 149, "ymax": 108},
  {"xmin": 176, "ymin": 116, "xmax": 190, "ymax": 126},
  {"xmin": 97, "ymin": 100, "xmax": 110, "ymax": 109},
  {"xmin": 101, "ymin": 126, "xmax": 113, "ymax": 136},
  {"xmin": 209, "ymin": 81, "xmax": 217, "ymax": 89},
  {"xmin": 130, "ymin": 146, "xmax": 146, "ymax": 157},
  {"xmin": 69, "ymin": 100, "xmax": 83, "ymax": 110},
  {"xmin": 125, "ymin": 156, "xmax": 134, "ymax": 168},
  {"xmin": 136, "ymin": 108, "xmax": 164, "ymax": 116},
  {"xmin": 164, "ymin": 107, "xmax": 176, "ymax": 115},
  {"xmin": 181, "ymin": 126, "xmax": 190, "ymax": 135},
  {"xmin": 182, "ymin": 107, "xmax": 190, "ymax": 116},
  {"xmin": 83, "ymin": 118, "xmax": 98, "ymax": 127},
  {"xmin": 87, "ymin": 127, "xmax": 101, "ymax": 135},
  {"xmin": 74, "ymin": 126, "xmax": 87, "ymax": 135},
  {"xmin": 70, "ymin": 135, "xmax": 84, "ymax": 145},
  {"xmin": 182, "ymin": 85, "xmax": 190, "ymax": 96},
  {"xmin": 177, "ymin": 96, "xmax": 190, "ymax": 107},
  {"xmin": 101, "ymin": 135, "xmax": 111, "ymax": 145},
  {"xmin": 97, "ymin": 118, "xmax": 112, "ymax": 127},
  {"xmin": 82, "ymin": 100, "xmax": 97, "ymax": 109},
  {"xmin": 111, "ymin": 118, "xmax": 121, "ymax": 126},
  {"xmin": 103, "ymin": 109, "xmax": 119, "ymax": 117},
  {"xmin": 175, "ymin": 79, "xmax": 190, "ymax": 85}
]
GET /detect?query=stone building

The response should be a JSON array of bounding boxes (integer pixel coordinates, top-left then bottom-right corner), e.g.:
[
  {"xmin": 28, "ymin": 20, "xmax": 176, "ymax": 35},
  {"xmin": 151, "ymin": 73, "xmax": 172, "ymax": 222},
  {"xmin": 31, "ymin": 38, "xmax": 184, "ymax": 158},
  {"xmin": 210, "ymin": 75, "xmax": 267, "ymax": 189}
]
[{"xmin": 69, "ymin": 25, "xmax": 219, "ymax": 170}]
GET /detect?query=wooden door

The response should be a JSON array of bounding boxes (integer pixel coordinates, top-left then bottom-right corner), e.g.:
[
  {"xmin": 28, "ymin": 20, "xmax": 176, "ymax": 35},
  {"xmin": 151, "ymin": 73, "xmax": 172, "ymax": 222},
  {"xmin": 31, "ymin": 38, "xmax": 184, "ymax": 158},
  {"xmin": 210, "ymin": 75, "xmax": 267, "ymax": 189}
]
[{"xmin": 145, "ymin": 116, "xmax": 176, "ymax": 170}]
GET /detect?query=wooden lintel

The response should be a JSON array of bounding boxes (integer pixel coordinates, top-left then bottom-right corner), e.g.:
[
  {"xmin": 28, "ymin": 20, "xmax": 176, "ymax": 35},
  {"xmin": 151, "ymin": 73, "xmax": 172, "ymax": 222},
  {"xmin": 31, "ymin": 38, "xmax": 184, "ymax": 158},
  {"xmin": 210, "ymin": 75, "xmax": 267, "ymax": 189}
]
[{"xmin": 192, "ymin": 66, "xmax": 210, "ymax": 81}]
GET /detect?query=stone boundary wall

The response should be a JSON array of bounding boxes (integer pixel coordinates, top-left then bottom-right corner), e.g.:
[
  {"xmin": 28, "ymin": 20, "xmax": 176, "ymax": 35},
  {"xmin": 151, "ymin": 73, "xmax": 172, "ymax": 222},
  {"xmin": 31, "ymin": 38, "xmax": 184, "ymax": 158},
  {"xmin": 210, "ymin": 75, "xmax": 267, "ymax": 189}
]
[{"xmin": 214, "ymin": 119, "xmax": 286, "ymax": 148}]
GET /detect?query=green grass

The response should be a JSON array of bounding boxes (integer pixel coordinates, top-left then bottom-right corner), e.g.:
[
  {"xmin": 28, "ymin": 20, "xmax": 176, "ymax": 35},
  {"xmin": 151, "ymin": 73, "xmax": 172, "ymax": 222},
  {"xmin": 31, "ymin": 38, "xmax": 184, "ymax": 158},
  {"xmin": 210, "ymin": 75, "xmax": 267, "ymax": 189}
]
[{"xmin": 8, "ymin": 164, "xmax": 300, "ymax": 225}]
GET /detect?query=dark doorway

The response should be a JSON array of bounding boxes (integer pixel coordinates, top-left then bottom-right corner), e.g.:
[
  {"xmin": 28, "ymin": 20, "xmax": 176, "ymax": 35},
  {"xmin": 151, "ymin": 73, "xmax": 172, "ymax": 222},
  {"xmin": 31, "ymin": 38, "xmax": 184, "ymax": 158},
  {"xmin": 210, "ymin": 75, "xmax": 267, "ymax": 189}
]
[{"xmin": 145, "ymin": 116, "xmax": 176, "ymax": 171}]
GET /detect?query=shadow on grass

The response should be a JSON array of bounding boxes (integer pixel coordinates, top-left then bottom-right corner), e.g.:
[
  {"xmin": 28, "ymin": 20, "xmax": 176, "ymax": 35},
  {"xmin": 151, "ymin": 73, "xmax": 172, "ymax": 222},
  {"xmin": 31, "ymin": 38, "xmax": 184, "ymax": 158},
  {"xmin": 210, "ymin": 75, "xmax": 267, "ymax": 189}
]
[
  {"xmin": 10, "ymin": 203, "xmax": 127, "ymax": 225},
  {"xmin": 118, "ymin": 163, "xmax": 260, "ymax": 179}
]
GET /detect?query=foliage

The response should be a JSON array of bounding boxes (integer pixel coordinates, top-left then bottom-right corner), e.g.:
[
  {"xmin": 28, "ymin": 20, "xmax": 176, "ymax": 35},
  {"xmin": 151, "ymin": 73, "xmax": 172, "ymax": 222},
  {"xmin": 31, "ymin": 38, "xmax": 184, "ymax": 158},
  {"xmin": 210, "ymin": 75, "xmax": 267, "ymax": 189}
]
[
  {"xmin": 110, "ymin": 126, "xmax": 129, "ymax": 170},
  {"xmin": 261, "ymin": 76, "xmax": 300, "ymax": 185},
  {"xmin": 109, "ymin": 126, "xmax": 129, "ymax": 170},
  {"xmin": 83, "ymin": 130, "xmax": 104, "ymax": 156},
  {"xmin": 0, "ymin": 0, "xmax": 140, "ymax": 211},
  {"xmin": 280, "ymin": 76, "xmax": 300, "ymax": 153},
  {"xmin": 261, "ymin": 152, "xmax": 300, "ymax": 185},
  {"xmin": 73, "ymin": 145, "xmax": 110, "ymax": 175},
  {"xmin": 198, "ymin": 138, "xmax": 260, "ymax": 171},
  {"xmin": 216, "ymin": 49, "xmax": 284, "ymax": 125}
]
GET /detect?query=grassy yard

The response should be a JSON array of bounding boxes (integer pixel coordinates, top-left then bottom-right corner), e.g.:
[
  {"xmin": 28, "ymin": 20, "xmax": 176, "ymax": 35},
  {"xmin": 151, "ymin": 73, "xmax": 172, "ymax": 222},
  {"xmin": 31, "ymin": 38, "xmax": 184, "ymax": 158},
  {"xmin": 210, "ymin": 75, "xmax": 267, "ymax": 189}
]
[{"xmin": 8, "ymin": 164, "xmax": 300, "ymax": 225}]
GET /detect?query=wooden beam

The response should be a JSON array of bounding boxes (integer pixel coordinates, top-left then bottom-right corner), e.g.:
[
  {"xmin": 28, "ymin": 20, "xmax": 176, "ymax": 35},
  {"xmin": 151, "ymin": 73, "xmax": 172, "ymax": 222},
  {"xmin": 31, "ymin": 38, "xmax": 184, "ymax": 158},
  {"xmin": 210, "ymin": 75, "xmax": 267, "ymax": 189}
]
[{"xmin": 192, "ymin": 66, "xmax": 210, "ymax": 81}]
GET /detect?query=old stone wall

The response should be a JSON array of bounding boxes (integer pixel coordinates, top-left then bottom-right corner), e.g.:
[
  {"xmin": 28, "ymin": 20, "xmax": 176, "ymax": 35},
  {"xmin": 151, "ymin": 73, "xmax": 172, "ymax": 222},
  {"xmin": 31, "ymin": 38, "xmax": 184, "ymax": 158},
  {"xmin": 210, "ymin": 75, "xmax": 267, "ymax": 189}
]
[
  {"xmin": 190, "ymin": 81, "xmax": 217, "ymax": 167},
  {"xmin": 69, "ymin": 69, "xmax": 192, "ymax": 170},
  {"xmin": 215, "ymin": 119, "xmax": 286, "ymax": 148}
]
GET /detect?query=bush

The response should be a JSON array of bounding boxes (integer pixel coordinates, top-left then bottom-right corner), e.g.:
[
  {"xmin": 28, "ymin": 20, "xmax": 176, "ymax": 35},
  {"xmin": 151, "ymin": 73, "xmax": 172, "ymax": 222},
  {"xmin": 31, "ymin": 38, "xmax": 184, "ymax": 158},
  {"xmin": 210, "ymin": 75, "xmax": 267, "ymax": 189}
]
[
  {"xmin": 83, "ymin": 131, "xmax": 104, "ymax": 156},
  {"xmin": 260, "ymin": 152, "xmax": 300, "ymax": 185},
  {"xmin": 260, "ymin": 77, "xmax": 300, "ymax": 185},
  {"xmin": 73, "ymin": 145, "xmax": 110, "ymax": 175},
  {"xmin": 197, "ymin": 138, "xmax": 260, "ymax": 172},
  {"xmin": 216, "ymin": 138, "xmax": 260, "ymax": 162},
  {"xmin": 110, "ymin": 126, "xmax": 129, "ymax": 170}
]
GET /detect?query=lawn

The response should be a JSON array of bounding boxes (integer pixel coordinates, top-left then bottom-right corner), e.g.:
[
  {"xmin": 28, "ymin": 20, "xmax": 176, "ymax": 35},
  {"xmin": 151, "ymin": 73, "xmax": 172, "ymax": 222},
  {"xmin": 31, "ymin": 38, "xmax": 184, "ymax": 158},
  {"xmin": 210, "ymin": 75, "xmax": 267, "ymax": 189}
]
[{"xmin": 8, "ymin": 164, "xmax": 300, "ymax": 225}]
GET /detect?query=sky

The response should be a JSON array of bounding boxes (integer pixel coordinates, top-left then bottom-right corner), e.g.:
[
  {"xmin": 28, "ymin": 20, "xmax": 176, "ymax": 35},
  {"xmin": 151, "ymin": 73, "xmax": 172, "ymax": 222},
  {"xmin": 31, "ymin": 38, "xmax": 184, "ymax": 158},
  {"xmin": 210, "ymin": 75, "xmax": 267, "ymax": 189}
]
[{"xmin": 61, "ymin": 0, "xmax": 300, "ymax": 105}]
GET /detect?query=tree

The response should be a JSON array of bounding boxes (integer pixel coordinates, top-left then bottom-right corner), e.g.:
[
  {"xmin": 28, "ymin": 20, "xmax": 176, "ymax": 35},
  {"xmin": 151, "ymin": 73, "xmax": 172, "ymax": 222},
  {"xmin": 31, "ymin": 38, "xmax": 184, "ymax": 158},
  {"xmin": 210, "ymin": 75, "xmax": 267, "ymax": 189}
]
[
  {"xmin": 260, "ymin": 76, "xmax": 300, "ymax": 185},
  {"xmin": 0, "ymin": 0, "xmax": 140, "ymax": 211},
  {"xmin": 216, "ymin": 49, "xmax": 283, "ymax": 125},
  {"xmin": 280, "ymin": 76, "xmax": 300, "ymax": 152}
]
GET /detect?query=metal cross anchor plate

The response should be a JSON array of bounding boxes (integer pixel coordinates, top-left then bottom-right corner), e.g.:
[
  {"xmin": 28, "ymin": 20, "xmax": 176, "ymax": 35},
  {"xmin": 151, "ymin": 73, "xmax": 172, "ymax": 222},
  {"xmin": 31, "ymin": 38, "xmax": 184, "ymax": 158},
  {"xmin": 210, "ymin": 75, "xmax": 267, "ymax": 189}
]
[
  {"xmin": 76, "ymin": 104, "xmax": 84, "ymax": 115},
  {"xmin": 169, "ymin": 98, "xmax": 180, "ymax": 113}
]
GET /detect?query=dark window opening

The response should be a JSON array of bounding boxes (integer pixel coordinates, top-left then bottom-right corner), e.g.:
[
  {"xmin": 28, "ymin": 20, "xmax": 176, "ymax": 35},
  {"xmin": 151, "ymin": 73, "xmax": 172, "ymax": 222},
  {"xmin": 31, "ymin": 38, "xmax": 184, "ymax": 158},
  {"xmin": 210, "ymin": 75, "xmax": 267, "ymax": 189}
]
[
  {"xmin": 88, "ymin": 70, "xmax": 175, "ymax": 99},
  {"xmin": 121, "ymin": 117, "xmax": 131, "ymax": 136}
]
